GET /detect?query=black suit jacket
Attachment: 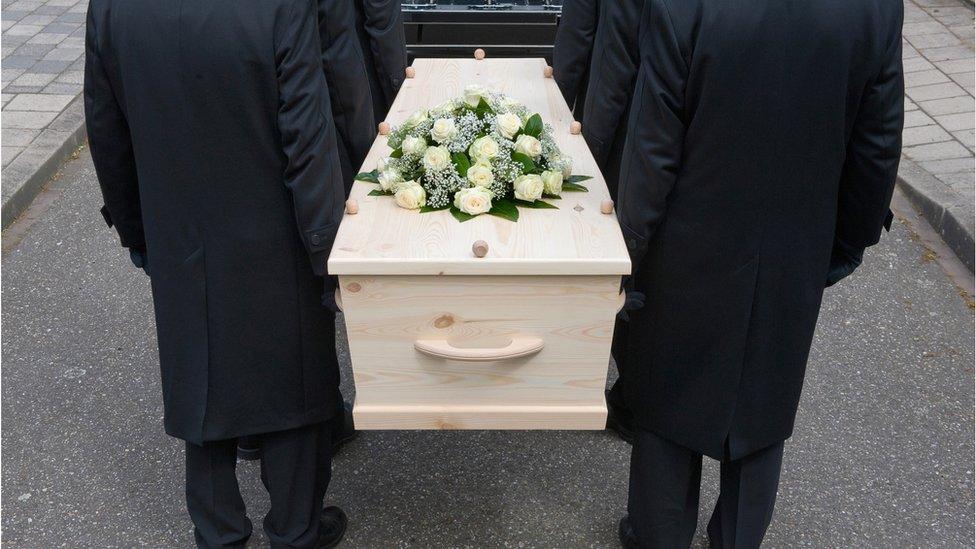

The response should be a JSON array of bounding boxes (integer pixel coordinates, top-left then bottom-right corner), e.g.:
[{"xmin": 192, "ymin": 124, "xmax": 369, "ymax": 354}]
[
  {"xmin": 581, "ymin": 0, "xmax": 642, "ymax": 198},
  {"xmin": 355, "ymin": 0, "xmax": 408, "ymax": 123},
  {"xmin": 618, "ymin": 0, "xmax": 904, "ymax": 459},
  {"xmin": 319, "ymin": 0, "xmax": 377, "ymax": 189},
  {"xmin": 553, "ymin": 0, "xmax": 599, "ymax": 117},
  {"xmin": 85, "ymin": 0, "xmax": 345, "ymax": 444}
]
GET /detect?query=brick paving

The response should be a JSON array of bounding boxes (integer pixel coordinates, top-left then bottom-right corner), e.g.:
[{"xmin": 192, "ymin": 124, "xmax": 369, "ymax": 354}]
[
  {"xmin": 1, "ymin": 0, "xmax": 88, "ymax": 226},
  {"xmin": 2, "ymin": 0, "xmax": 86, "ymax": 168},
  {"xmin": 902, "ymin": 0, "xmax": 975, "ymax": 205}
]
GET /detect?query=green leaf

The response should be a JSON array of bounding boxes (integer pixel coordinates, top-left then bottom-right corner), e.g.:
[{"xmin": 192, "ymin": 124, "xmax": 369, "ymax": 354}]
[
  {"xmin": 542, "ymin": 192, "xmax": 561, "ymax": 199},
  {"xmin": 475, "ymin": 97, "xmax": 494, "ymax": 119},
  {"xmin": 562, "ymin": 182, "xmax": 589, "ymax": 192},
  {"xmin": 523, "ymin": 113, "xmax": 544, "ymax": 138},
  {"xmin": 355, "ymin": 169, "xmax": 380, "ymax": 183},
  {"xmin": 390, "ymin": 148, "xmax": 403, "ymax": 159},
  {"xmin": 511, "ymin": 152, "xmax": 537, "ymax": 173},
  {"xmin": 451, "ymin": 152, "xmax": 471, "ymax": 178},
  {"xmin": 565, "ymin": 174, "xmax": 593, "ymax": 183},
  {"xmin": 487, "ymin": 199, "xmax": 520, "ymax": 222},
  {"xmin": 450, "ymin": 206, "xmax": 476, "ymax": 223},
  {"xmin": 514, "ymin": 199, "xmax": 559, "ymax": 209},
  {"xmin": 419, "ymin": 204, "xmax": 450, "ymax": 213},
  {"xmin": 367, "ymin": 189, "xmax": 389, "ymax": 196}
]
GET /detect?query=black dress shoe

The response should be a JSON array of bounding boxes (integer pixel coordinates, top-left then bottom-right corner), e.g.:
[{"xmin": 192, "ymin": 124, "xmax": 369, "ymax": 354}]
[
  {"xmin": 316, "ymin": 506, "xmax": 348, "ymax": 548},
  {"xmin": 618, "ymin": 515, "xmax": 639, "ymax": 549},
  {"xmin": 606, "ymin": 402, "xmax": 636, "ymax": 445},
  {"xmin": 332, "ymin": 401, "xmax": 358, "ymax": 453},
  {"xmin": 237, "ymin": 435, "xmax": 261, "ymax": 461}
]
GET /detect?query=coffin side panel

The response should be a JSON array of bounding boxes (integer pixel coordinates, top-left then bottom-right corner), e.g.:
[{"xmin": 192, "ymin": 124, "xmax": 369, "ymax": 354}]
[{"xmin": 340, "ymin": 275, "xmax": 620, "ymax": 429}]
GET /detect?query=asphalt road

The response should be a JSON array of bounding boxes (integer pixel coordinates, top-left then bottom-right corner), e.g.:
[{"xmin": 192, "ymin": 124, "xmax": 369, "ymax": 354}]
[{"xmin": 2, "ymin": 148, "xmax": 974, "ymax": 548}]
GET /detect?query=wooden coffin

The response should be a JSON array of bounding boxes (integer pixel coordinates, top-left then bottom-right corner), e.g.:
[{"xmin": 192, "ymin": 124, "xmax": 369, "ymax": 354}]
[{"xmin": 329, "ymin": 57, "xmax": 631, "ymax": 429}]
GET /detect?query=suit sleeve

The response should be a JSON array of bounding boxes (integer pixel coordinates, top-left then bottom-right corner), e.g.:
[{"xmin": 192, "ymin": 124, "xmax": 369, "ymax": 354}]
[
  {"xmin": 275, "ymin": 0, "xmax": 346, "ymax": 276},
  {"xmin": 552, "ymin": 0, "xmax": 599, "ymax": 109},
  {"xmin": 581, "ymin": 0, "xmax": 641, "ymax": 166},
  {"xmin": 317, "ymin": 0, "xmax": 372, "ymax": 185},
  {"xmin": 84, "ymin": 5, "xmax": 145, "ymax": 251},
  {"xmin": 361, "ymin": 0, "xmax": 407, "ymax": 110},
  {"xmin": 616, "ymin": 0, "xmax": 689, "ymax": 272},
  {"xmin": 834, "ymin": 9, "xmax": 904, "ymax": 253}
]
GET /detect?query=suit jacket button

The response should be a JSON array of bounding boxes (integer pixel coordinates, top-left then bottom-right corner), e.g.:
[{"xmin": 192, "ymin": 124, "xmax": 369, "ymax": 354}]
[{"xmin": 311, "ymin": 234, "xmax": 321, "ymax": 246}]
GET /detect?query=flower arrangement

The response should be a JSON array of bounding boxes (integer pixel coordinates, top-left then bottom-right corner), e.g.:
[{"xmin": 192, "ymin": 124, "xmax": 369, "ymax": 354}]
[{"xmin": 355, "ymin": 85, "xmax": 591, "ymax": 222}]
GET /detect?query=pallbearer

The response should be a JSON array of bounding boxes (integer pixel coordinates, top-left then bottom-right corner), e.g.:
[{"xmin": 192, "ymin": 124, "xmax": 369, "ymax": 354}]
[
  {"xmin": 579, "ymin": 0, "xmax": 645, "ymax": 444},
  {"xmin": 581, "ymin": 0, "xmax": 642, "ymax": 200},
  {"xmin": 616, "ymin": 0, "xmax": 903, "ymax": 547},
  {"xmin": 242, "ymin": 0, "xmax": 408, "ymax": 463},
  {"xmin": 237, "ymin": 0, "xmax": 372, "ymax": 463},
  {"xmin": 356, "ymin": 0, "xmax": 409, "ymax": 122},
  {"xmin": 85, "ymin": 0, "xmax": 349, "ymax": 546},
  {"xmin": 319, "ymin": 0, "xmax": 380, "ymax": 188},
  {"xmin": 552, "ymin": 0, "xmax": 599, "ymax": 116}
]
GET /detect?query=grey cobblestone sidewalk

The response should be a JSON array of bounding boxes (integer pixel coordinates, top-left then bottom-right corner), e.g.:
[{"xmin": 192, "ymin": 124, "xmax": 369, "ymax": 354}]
[
  {"xmin": 1, "ymin": 0, "xmax": 87, "ymax": 226},
  {"xmin": 900, "ymin": 0, "xmax": 975, "ymax": 269}
]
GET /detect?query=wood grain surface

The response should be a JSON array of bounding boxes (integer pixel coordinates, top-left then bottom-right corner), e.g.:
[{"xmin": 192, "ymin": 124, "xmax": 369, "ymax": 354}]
[{"xmin": 341, "ymin": 274, "xmax": 621, "ymax": 429}]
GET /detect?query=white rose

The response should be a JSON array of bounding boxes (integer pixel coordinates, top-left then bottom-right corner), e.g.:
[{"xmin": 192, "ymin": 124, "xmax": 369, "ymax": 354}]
[
  {"xmin": 432, "ymin": 99, "xmax": 457, "ymax": 114},
  {"xmin": 376, "ymin": 168, "xmax": 403, "ymax": 192},
  {"xmin": 377, "ymin": 156, "xmax": 394, "ymax": 171},
  {"xmin": 463, "ymin": 85, "xmax": 488, "ymax": 108},
  {"xmin": 495, "ymin": 113, "xmax": 522, "ymax": 139},
  {"xmin": 422, "ymin": 146, "xmax": 451, "ymax": 172},
  {"xmin": 430, "ymin": 118, "xmax": 457, "ymax": 143},
  {"xmin": 401, "ymin": 136, "xmax": 428, "ymax": 156},
  {"xmin": 468, "ymin": 136, "xmax": 499, "ymax": 162},
  {"xmin": 378, "ymin": 169, "xmax": 402, "ymax": 192},
  {"xmin": 454, "ymin": 186, "xmax": 493, "ymax": 215},
  {"xmin": 513, "ymin": 174, "xmax": 544, "ymax": 202},
  {"xmin": 541, "ymin": 170, "xmax": 563, "ymax": 196},
  {"xmin": 403, "ymin": 109, "xmax": 428, "ymax": 129},
  {"xmin": 514, "ymin": 134, "xmax": 543, "ymax": 159},
  {"xmin": 394, "ymin": 181, "xmax": 426, "ymax": 210},
  {"xmin": 500, "ymin": 97, "xmax": 522, "ymax": 111},
  {"xmin": 467, "ymin": 163, "xmax": 494, "ymax": 188}
]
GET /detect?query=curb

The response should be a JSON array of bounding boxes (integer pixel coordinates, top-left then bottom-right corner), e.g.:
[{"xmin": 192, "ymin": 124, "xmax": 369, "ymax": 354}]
[
  {"xmin": 1, "ymin": 95, "xmax": 87, "ymax": 230},
  {"xmin": 896, "ymin": 156, "xmax": 975, "ymax": 272}
]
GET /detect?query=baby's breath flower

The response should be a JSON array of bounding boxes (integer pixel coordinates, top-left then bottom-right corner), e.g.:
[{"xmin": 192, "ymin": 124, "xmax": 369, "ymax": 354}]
[{"xmin": 370, "ymin": 90, "xmax": 576, "ymax": 214}]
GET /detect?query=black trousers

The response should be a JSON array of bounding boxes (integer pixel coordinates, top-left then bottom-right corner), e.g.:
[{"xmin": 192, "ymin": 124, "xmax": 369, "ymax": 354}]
[
  {"xmin": 607, "ymin": 317, "xmax": 633, "ymax": 419},
  {"xmin": 628, "ymin": 428, "xmax": 784, "ymax": 549},
  {"xmin": 238, "ymin": 388, "xmax": 345, "ymax": 451},
  {"xmin": 185, "ymin": 421, "xmax": 333, "ymax": 549}
]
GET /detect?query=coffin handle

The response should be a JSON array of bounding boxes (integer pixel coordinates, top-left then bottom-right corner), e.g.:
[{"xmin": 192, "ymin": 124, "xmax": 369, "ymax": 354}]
[{"xmin": 414, "ymin": 337, "xmax": 544, "ymax": 362}]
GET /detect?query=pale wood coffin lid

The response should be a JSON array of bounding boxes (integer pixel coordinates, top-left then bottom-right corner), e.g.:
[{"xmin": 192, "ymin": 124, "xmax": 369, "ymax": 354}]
[{"xmin": 328, "ymin": 58, "xmax": 631, "ymax": 276}]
